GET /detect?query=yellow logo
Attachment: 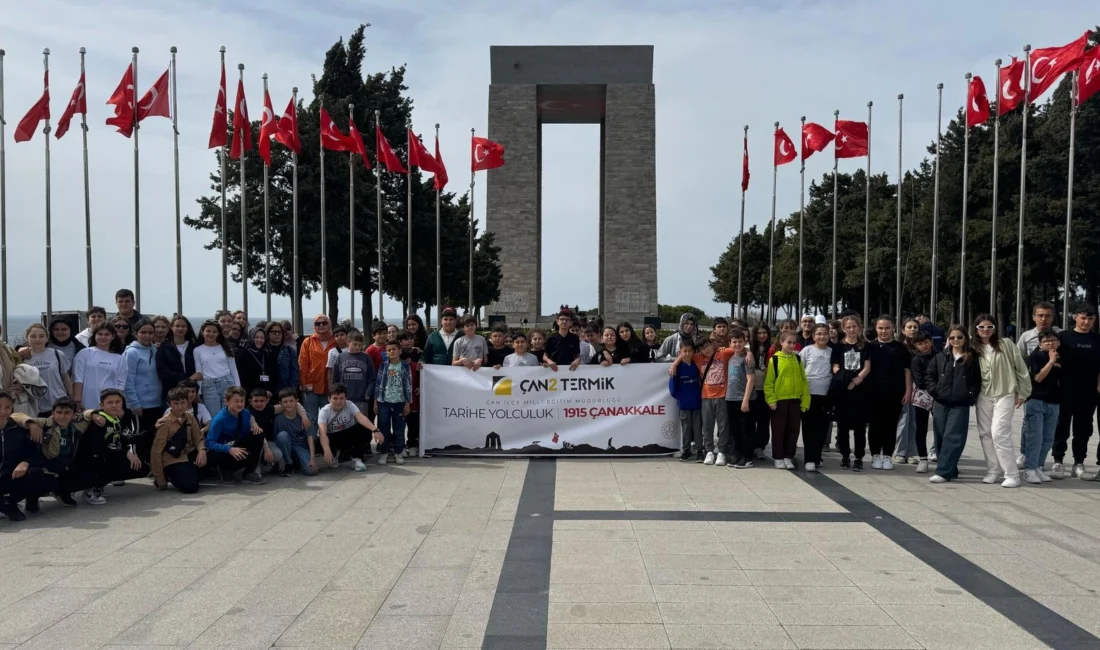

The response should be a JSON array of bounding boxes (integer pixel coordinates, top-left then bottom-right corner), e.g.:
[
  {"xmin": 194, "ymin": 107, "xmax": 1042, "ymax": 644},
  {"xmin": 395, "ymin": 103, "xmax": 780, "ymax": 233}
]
[{"xmin": 491, "ymin": 376, "xmax": 513, "ymax": 396}]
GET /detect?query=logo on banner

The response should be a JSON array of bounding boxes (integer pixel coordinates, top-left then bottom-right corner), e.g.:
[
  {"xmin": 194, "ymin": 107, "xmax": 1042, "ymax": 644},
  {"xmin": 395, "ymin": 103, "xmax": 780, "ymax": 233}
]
[{"xmin": 491, "ymin": 376, "xmax": 513, "ymax": 396}]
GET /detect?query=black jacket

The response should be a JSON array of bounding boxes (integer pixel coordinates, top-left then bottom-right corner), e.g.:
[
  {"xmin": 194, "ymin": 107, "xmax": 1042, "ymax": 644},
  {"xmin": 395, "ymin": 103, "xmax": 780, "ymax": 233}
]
[
  {"xmin": 236, "ymin": 345, "xmax": 279, "ymax": 395},
  {"xmin": 923, "ymin": 349, "xmax": 982, "ymax": 407},
  {"xmin": 911, "ymin": 350, "xmax": 934, "ymax": 389},
  {"xmin": 156, "ymin": 341, "xmax": 196, "ymax": 399},
  {"xmin": 0, "ymin": 420, "xmax": 40, "ymax": 476}
]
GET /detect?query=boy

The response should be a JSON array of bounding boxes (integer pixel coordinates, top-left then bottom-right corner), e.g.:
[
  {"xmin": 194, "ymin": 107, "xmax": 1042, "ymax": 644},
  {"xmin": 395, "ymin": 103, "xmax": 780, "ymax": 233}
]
[
  {"xmin": 486, "ymin": 325, "xmax": 513, "ymax": 369},
  {"xmin": 544, "ymin": 310, "xmax": 582, "ymax": 371},
  {"xmin": 74, "ymin": 389, "xmax": 148, "ymax": 505},
  {"xmin": 247, "ymin": 389, "xmax": 282, "ymax": 477},
  {"xmin": 174, "ymin": 379, "xmax": 212, "ymax": 434},
  {"xmin": 366, "ymin": 323, "xmax": 388, "ymax": 372},
  {"xmin": 325, "ymin": 326, "xmax": 350, "ymax": 388},
  {"xmin": 668, "ymin": 340, "xmax": 703, "ymax": 462},
  {"xmin": 333, "ymin": 332, "xmax": 377, "ymax": 418},
  {"xmin": 398, "ymin": 331, "xmax": 422, "ymax": 452},
  {"xmin": 452, "ymin": 316, "xmax": 488, "ymax": 370},
  {"xmin": 1025, "ymin": 330, "xmax": 1062, "ymax": 484},
  {"xmin": 688, "ymin": 336, "xmax": 738, "ymax": 466},
  {"xmin": 375, "ymin": 342, "xmax": 413, "ymax": 466},
  {"xmin": 582, "ymin": 323, "xmax": 602, "ymax": 364},
  {"xmin": 205, "ymin": 386, "xmax": 266, "ymax": 484},
  {"xmin": 504, "ymin": 332, "xmax": 539, "ymax": 367},
  {"xmin": 424, "ymin": 307, "xmax": 460, "ymax": 365},
  {"xmin": 318, "ymin": 383, "xmax": 382, "ymax": 472},
  {"xmin": 0, "ymin": 391, "xmax": 53, "ymax": 521},
  {"xmin": 150, "ymin": 387, "xmax": 207, "ymax": 493},
  {"xmin": 12, "ymin": 396, "xmax": 89, "ymax": 507},
  {"xmin": 724, "ymin": 329, "xmax": 756, "ymax": 469},
  {"xmin": 273, "ymin": 388, "xmax": 314, "ymax": 476}
]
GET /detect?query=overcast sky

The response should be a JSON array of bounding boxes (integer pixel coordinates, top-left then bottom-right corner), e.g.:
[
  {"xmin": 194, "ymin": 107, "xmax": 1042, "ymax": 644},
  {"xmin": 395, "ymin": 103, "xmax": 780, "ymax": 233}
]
[{"xmin": 1, "ymin": 0, "xmax": 1094, "ymax": 322}]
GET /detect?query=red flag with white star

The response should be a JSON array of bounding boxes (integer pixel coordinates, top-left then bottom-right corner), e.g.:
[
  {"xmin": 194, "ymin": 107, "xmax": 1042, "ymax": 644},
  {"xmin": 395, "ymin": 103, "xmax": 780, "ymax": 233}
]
[
  {"xmin": 55, "ymin": 70, "xmax": 86, "ymax": 140},
  {"xmin": 208, "ymin": 61, "xmax": 227, "ymax": 149}
]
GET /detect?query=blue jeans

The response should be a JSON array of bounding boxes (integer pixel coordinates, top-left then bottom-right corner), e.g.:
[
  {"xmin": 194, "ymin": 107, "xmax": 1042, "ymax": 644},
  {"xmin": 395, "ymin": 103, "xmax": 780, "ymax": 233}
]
[
  {"xmin": 200, "ymin": 375, "xmax": 234, "ymax": 419},
  {"xmin": 1023, "ymin": 400, "xmax": 1059, "ymax": 471},
  {"xmin": 302, "ymin": 392, "xmax": 324, "ymax": 437},
  {"xmin": 933, "ymin": 404, "xmax": 970, "ymax": 480},
  {"xmin": 275, "ymin": 431, "xmax": 316, "ymax": 475},
  {"xmin": 377, "ymin": 402, "xmax": 406, "ymax": 455}
]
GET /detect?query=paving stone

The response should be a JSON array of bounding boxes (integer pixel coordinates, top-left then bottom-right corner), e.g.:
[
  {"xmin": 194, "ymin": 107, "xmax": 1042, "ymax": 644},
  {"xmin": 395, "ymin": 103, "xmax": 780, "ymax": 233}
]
[
  {"xmin": 190, "ymin": 613, "xmax": 296, "ymax": 649},
  {"xmin": 358, "ymin": 615, "xmax": 450, "ymax": 649},
  {"xmin": 663, "ymin": 624, "xmax": 795, "ymax": 649},
  {"xmin": 755, "ymin": 585, "xmax": 874, "ymax": 605},
  {"xmin": 783, "ymin": 624, "xmax": 922, "ymax": 649},
  {"xmin": 111, "ymin": 588, "xmax": 244, "ymax": 646},
  {"xmin": 658, "ymin": 601, "xmax": 779, "ymax": 626},
  {"xmin": 382, "ymin": 567, "xmax": 467, "ymax": 616},
  {"xmin": 548, "ymin": 602, "xmax": 661, "ymax": 624},
  {"xmin": 549, "ymin": 584, "xmax": 657, "ymax": 603},
  {"xmin": 0, "ymin": 587, "xmax": 104, "ymax": 645},
  {"xmin": 275, "ymin": 588, "xmax": 389, "ymax": 647},
  {"xmin": 547, "ymin": 623, "xmax": 670, "ymax": 648}
]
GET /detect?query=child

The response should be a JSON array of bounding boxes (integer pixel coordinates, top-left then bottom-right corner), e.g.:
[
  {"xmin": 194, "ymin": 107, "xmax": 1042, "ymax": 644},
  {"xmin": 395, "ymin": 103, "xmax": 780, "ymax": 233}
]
[
  {"xmin": 366, "ymin": 323, "xmax": 388, "ymax": 372},
  {"xmin": 1024, "ymin": 330, "xmax": 1061, "ymax": 483},
  {"xmin": 398, "ymin": 331, "xmax": 422, "ymax": 452},
  {"xmin": 908, "ymin": 332, "xmax": 935, "ymax": 472},
  {"xmin": 273, "ymin": 389, "xmax": 314, "ymax": 476},
  {"xmin": 172, "ymin": 379, "xmax": 212, "ymax": 434},
  {"xmin": 205, "ymin": 386, "xmax": 266, "ymax": 484},
  {"xmin": 12, "ymin": 396, "xmax": 89, "ymax": 507},
  {"xmin": 318, "ymin": 383, "xmax": 382, "ymax": 472},
  {"xmin": 246, "ymin": 389, "xmax": 281, "ymax": 477},
  {"xmin": 504, "ymin": 332, "xmax": 540, "ymax": 367},
  {"xmin": 452, "ymin": 316, "xmax": 488, "ymax": 370},
  {"xmin": 0, "ymin": 391, "xmax": 52, "ymax": 521},
  {"xmin": 332, "ymin": 332, "xmax": 377, "ymax": 416},
  {"xmin": 799, "ymin": 324, "xmax": 833, "ymax": 472},
  {"xmin": 150, "ymin": 387, "xmax": 207, "ymax": 493},
  {"xmin": 486, "ymin": 325, "xmax": 513, "ymax": 369},
  {"xmin": 78, "ymin": 389, "xmax": 149, "ymax": 505},
  {"xmin": 764, "ymin": 332, "xmax": 810, "ymax": 469},
  {"xmin": 325, "ymin": 326, "xmax": 350, "ymax": 388},
  {"xmin": 375, "ymin": 342, "xmax": 413, "ymax": 466},
  {"xmin": 193, "ymin": 321, "xmax": 240, "ymax": 419},
  {"xmin": 528, "ymin": 329, "xmax": 548, "ymax": 366},
  {"xmin": 668, "ymin": 340, "xmax": 703, "ymax": 462},
  {"xmin": 724, "ymin": 329, "xmax": 756, "ymax": 469},
  {"xmin": 688, "ymin": 336, "xmax": 738, "ymax": 466}
]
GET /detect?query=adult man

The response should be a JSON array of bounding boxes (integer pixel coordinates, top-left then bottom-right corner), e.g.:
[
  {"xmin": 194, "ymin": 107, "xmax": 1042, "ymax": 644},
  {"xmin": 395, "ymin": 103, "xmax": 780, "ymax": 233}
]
[
  {"xmin": 656, "ymin": 313, "xmax": 698, "ymax": 361},
  {"xmin": 1016, "ymin": 302, "xmax": 1061, "ymax": 470},
  {"xmin": 797, "ymin": 315, "xmax": 815, "ymax": 349},
  {"xmin": 544, "ymin": 310, "xmax": 582, "ymax": 371},
  {"xmin": 424, "ymin": 307, "xmax": 460, "ymax": 365},
  {"xmin": 298, "ymin": 314, "xmax": 337, "ymax": 433},
  {"xmin": 916, "ymin": 313, "xmax": 945, "ymax": 352},
  {"xmin": 1052, "ymin": 304, "xmax": 1100, "ymax": 479},
  {"xmin": 114, "ymin": 289, "xmax": 144, "ymax": 328}
]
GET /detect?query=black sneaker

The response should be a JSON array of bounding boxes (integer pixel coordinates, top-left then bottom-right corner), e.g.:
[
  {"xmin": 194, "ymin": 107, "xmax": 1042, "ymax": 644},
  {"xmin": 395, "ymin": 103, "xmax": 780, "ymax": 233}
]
[
  {"xmin": 695, "ymin": 454, "xmax": 705, "ymax": 463},
  {"xmin": 24, "ymin": 497, "xmax": 39, "ymax": 514},
  {"xmin": 53, "ymin": 491, "xmax": 77, "ymax": 506},
  {"xmin": 840, "ymin": 457, "xmax": 851, "ymax": 470},
  {"xmin": 853, "ymin": 458, "xmax": 864, "ymax": 472},
  {"xmin": 678, "ymin": 453, "xmax": 693, "ymax": 462},
  {"xmin": 1, "ymin": 504, "xmax": 26, "ymax": 522},
  {"xmin": 280, "ymin": 464, "xmax": 294, "ymax": 477}
]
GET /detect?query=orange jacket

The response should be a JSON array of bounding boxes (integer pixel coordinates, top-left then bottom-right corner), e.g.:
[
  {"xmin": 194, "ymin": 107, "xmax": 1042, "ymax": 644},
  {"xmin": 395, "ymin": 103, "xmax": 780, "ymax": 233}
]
[{"xmin": 298, "ymin": 334, "xmax": 335, "ymax": 394}]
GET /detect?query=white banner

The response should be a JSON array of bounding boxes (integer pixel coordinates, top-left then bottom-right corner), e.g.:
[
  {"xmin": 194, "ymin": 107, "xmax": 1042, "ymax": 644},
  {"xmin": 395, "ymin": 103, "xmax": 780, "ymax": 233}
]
[{"xmin": 421, "ymin": 364, "xmax": 680, "ymax": 456}]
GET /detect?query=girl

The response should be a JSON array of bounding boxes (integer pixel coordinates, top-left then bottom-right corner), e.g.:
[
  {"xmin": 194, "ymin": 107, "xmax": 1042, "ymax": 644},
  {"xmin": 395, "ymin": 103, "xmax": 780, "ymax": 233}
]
[
  {"xmin": 73, "ymin": 323, "xmax": 126, "ymax": 411},
  {"xmin": 800, "ymin": 324, "xmax": 833, "ymax": 472},
  {"xmin": 123, "ymin": 319, "xmax": 164, "ymax": 461},
  {"xmin": 280, "ymin": 320, "xmax": 300, "ymax": 352},
  {"xmin": 405, "ymin": 314, "xmax": 428, "ymax": 350},
  {"xmin": 831, "ymin": 315, "xmax": 871, "ymax": 471},
  {"xmin": 828, "ymin": 320, "xmax": 842, "ymax": 345},
  {"xmin": 150, "ymin": 315, "xmax": 171, "ymax": 347},
  {"xmin": 591, "ymin": 326, "xmax": 629, "ymax": 366},
  {"xmin": 24, "ymin": 323, "xmax": 73, "ymax": 415},
  {"xmin": 924, "ymin": 325, "xmax": 981, "ymax": 482},
  {"xmin": 529, "ymin": 329, "xmax": 547, "ymax": 366},
  {"xmin": 111, "ymin": 316, "xmax": 134, "ymax": 346},
  {"xmin": 156, "ymin": 316, "xmax": 197, "ymax": 401},
  {"xmin": 767, "ymin": 320, "xmax": 802, "ymax": 361},
  {"xmin": 387, "ymin": 324, "xmax": 400, "ymax": 343},
  {"xmin": 972, "ymin": 314, "xmax": 1031, "ymax": 487},
  {"xmin": 617, "ymin": 322, "xmax": 650, "ymax": 364},
  {"xmin": 749, "ymin": 324, "xmax": 773, "ymax": 457},
  {"xmin": 643, "ymin": 325, "xmax": 662, "ymax": 361},
  {"xmin": 865, "ymin": 316, "xmax": 912, "ymax": 470},
  {"xmin": 266, "ymin": 321, "xmax": 300, "ymax": 392},
  {"xmin": 48, "ymin": 317, "xmax": 84, "ymax": 364},
  {"xmin": 764, "ymin": 331, "xmax": 810, "ymax": 469},
  {"xmin": 193, "ymin": 320, "xmax": 240, "ymax": 417},
  {"xmin": 237, "ymin": 327, "xmax": 278, "ymax": 395},
  {"xmin": 227, "ymin": 321, "xmax": 244, "ymax": 349},
  {"xmin": 893, "ymin": 321, "xmax": 923, "ymax": 466}
]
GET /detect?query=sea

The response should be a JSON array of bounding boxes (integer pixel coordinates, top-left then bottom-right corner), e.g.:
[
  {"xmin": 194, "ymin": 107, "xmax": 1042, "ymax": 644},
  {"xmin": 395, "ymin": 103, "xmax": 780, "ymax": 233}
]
[{"xmin": 1, "ymin": 314, "xmax": 297, "ymax": 346}]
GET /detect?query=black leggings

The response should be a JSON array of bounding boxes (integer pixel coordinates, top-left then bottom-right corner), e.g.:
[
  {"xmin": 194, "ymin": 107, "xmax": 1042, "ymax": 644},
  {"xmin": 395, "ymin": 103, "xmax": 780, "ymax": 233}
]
[
  {"xmin": 868, "ymin": 393, "xmax": 903, "ymax": 457},
  {"xmin": 750, "ymin": 391, "xmax": 771, "ymax": 450},
  {"xmin": 914, "ymin": 407, "xmax": 931, "ymax": 458},
  {"xmin": 801, "ymin": 395, "xmax": 831, "ymax": 464}
]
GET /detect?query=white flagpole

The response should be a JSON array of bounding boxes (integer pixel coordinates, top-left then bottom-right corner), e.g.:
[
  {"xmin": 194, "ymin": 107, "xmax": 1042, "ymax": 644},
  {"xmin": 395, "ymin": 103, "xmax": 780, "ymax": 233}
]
[
  {"xmin": 263, "ymin": 73, "xmax": 271, "ymax": 322},
  {"xmin": 0, "ymin": 48, "xmax": 6, "ymax": 337},
  {"xmin": 862, "ymin": 101, "xmax": 872, "ymax": 328},
  {"xmin": 406, "ymin": 118, "xmax": 413, "ymax": 318},
  {"xmin": 171, "ymin": 47, "xmax": 183, "ymax": 316},
  {"xmin": 319, "ymin": 96, "xmax": 327, "ymax": 315},
  {"xmin": 376, "ymin": 109, "xmax": 384, "ymax": 322},
  {"xmin": 80, "ymin": 47, "xmax": 93, "ymax": 310},
  {"xmin": 469, "ymin": 128, "xmax": 475, "ymax": 314},
  {"xmin": 349, "ymin": 103, "xmax": 355, "ymax": 329},
  {"xmin": 931, "ymin": 84, "xmax": 942, "ymax": 322},
  {"xmin": 43, "ymin": 48, "xmax": 53, "ymax": 324},
  {"xmin": 1015, "ymin": 44, "xmax": 1031, "ymax": 332},
  {"xmin": 238, "ymin": 64, "xmax": 248, "ymax": 317},
  {"xmin": 219, "ymin": 46, "xmax": 228, "ymax": 311},
  {"xmin": 990, "ymin": 59, "xmax": 1002, "ymax": 315},
  {"xmin": 435, "ymin": 123, "xmax": 441, "ymax": 326},
  {"xmin": 830, "ymin": 109, "xmax": 839, "ymax": 318},
  {"xmin": 895, "ymin": 93, "xmax": 903, "ymax": 325},
  {"xmin": 768, "ymin": 121, "xmax": 778, "ymax": 325},
  {"xmin": 737, "ymin": 125, "xmax": 747, "ymax": 320},
  {"xmin": 132, "ymin": 47, "xmax": 141, "ymax": 311},
  {"xmin": 291, "ymin": 87, "xmax": 300, "ymax": 331},
  {"xmin": 959, "ymin": 74, "xmax": 971, "ymax": 325},
  {"xmin": 798, "ymin": 116, "xmax": 806, "ymax": 313},
  {"xmin": 1062, "ymin": 71, "xmax": 1078, "ymax": 329}
]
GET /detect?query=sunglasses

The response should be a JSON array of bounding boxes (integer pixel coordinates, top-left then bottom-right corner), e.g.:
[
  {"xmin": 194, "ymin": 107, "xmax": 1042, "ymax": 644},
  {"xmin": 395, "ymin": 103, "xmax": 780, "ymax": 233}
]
[
  {"xmin": 114, "ymin": 324, "xmax": 130, "ymax": 330},
  {"xmin": 314, "ymin": 321, "xmax": 329, "ymax": 326},
  {"xmin": 976, "ymin": 325, "xmax": 994, "ymax": 330},
  {"xmin": 948, "ymin": 336, "xmax": 965, "ymax": 341}
]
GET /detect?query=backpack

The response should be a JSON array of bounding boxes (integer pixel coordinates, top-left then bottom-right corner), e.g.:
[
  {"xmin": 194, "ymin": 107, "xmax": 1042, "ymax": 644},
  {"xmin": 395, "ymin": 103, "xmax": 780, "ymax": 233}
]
[{"xmin": 771, "ymin": 353, "xmax": 801, "ymax": 378}]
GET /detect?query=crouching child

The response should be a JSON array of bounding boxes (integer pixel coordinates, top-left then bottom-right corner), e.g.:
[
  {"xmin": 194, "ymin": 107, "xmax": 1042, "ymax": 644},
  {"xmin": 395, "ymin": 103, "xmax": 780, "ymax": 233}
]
[
  {"xmin": 150, "ymin": 387, "xmax": 207, "ymax": 493},
  {"xmin": 12, "ymin": 396, "xmax": 89, "ymax": 508},
  {"xmin": 0, "ymin": 390, "xmax": 55, "ymax": 520}
]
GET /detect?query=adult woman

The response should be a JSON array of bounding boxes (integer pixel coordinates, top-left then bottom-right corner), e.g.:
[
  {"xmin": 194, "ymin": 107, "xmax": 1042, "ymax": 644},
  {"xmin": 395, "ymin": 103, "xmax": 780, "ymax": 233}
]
[
  {"xmin": 617, "ymin": 322, "xmax": 650, "ymax": 364},
  {"xmin": 972, "ymin": 314, "xmax": 1031, "ymax": 487},
  {"xmin": 405, "ymin": 314, "xmax": 428, "ymax": 350},
  {"xmin": 266, "ymin": 321, "xmax": 299, "ymax": 392},
  {"xmin": 237, "ymin": 327, "xmax": 278, "ymax": 395},
  {"xmin": 749, "ymin": 324, "xmax": 773, "ymax": 457},
  {"xmin": 150, "ymin": 315, "xmax": 171, "ymax": 347},
  {"xmin": 193, "ymin": 320, "xmax": 240, "ymax": 417},
  {"xmin": 865, "ymin": 316, "xmax": 912, "ymax": 470},
  {"xmin": 900, "ymin": 319, "xmax": 920, "ymax": 346},
  {"xmin": 925, "ymin": 325, "xmax": 982, "ymax": 483},
  {"xmin": 111, "ymin": 316, "xmax": 134, "ymax": 346},
  {"xmin": 73, "ymin": 323, "xmax": 126, "ymax": 410},
  {"xmin": 831, "ymin": 315, "xmax": 871, "ymax": 471},
  {"xmin": 24, "ymin": 323, "xmax": 73, "ymax": 414},
  {"xmin": 643, "ymin": 325, "xmax": 662, "ymax": 361},
  {"xmin": 123, "ymin": 319, "xmax": 164, "ymax": 461},
  {"xmin": 156, "ymin": 315, "xmax": 197, "ymax": 400}
]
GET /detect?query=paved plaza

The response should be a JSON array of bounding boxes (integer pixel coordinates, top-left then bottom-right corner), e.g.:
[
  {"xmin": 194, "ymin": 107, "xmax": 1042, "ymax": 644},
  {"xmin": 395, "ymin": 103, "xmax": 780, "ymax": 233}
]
[{"xmin": 2, "ymin": 413, "xmax": 1100, "ymax": 649}]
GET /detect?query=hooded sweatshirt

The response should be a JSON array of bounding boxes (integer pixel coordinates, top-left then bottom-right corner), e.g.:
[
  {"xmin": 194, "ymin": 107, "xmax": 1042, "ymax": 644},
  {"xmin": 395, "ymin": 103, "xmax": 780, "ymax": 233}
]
[
  {"xmin": 47, "ymin": 317, "xmax": 85, "ymax": 366},
  {"xmin": 763, "ymin": 350, "xmax": 811, "ymax": 411},
  {"xmin": 656, "ymin": 313, "xmax": 698, "ymax": 361},
  {"xmin": 123, "ymin": 340, "xmax": 163, "ymax": 409}
]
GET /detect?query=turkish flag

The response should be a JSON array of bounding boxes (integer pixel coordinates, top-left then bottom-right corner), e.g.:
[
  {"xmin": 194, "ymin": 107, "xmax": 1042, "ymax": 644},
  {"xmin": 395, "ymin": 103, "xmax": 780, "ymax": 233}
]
[
  {"xmin": 15, "ymin": 71, "xmax": 50, "ymax": 143},
  {"xmin": 229, "ymin": 77, "xmax": 251, "ymax": 160},
  {"xmin": 55, "ymin": 71, "xmax": 86, "ymax": 140},
  {"xmin": 408, "ymin": 128, "xmax": 443, "ymax": 177},
  {"xmin": 434, "ymin": 134, "xmax": 448, "ymax": 192},
  {"xmin": 966, "ymin": 76, "xmax": 990, "ymax": 128},
  {"xmin": 1079, "ymin": 46, "xmax": 1100, "ymax": 105},
  {"xmin": 208, "ymin": 62, "xmax": 227, "ymax": 149},
  {"xmin": 376, "ymin": 125, "xmax": 407, "ymax": 173},
  {"xmin": 105, "ymin": 64, "xmax": 136, "ymax": 137},
  {"xmin": 801, "ymin": 122, "xmax": 835, "ymax": 161},
  {"xmin": 834, "ymin": 120, "xmax": 868, "ymax": 159},
  {"xmin": 273, "ymin": 96, "xmax": 300, "ymax": 154},
  {"xmin": 137, "ymin": 69, "xmax": 170, "ymax": 121},
  {"xmin": 998, "ymin": 57, "xmax": 1025, "ymax": 116},
  {"xmin": 471, "ymin": 136, "xmax": 504, "ymax": 172},
  {"xmin": 741, "ymin": 133, "xmax": 749, "ymax": 192},
  {"xmin": 319, "ymin": 107, "xmax": 354, "ymax": 152},
  {"xmin": 1029, "ymin": 32, "xmax": 1089, "ymax": 103},
  {"xmin": 773, "ymin": 128, "xmax": 796, "ymax": 166},
  {"xmin": 348, "ymin": 117, "xmax": 371, "ymax": 170},
  {"xmin": 258, "ymin": 88, "xmax": 277, "ymax": 165}
]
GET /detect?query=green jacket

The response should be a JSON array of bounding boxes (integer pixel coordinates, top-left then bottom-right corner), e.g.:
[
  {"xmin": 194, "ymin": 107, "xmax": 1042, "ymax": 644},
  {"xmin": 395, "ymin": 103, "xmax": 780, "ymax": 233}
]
[
  {"xmin": 977, "ymin": 342, "xmax": 1032, "ymax": 400},
  {"xmin": 423, "ymin": 329, "xmax": 459, "ymax": 366},
  {"xmin": 763, "ymin": 351, "xmax": 811, "ymax": 411}
]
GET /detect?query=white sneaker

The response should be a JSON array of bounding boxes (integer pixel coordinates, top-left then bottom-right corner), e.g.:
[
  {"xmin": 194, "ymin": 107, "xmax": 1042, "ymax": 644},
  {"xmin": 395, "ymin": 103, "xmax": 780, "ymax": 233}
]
[
  {"xmin": 907, "ymin": 456, "xmax": 920, "ymax": 465},
  {"xmin": 1073, "ymin": 463, "xmax": 1086, "ymax": 478},
  {"xmin": 916, "ymin": 460, "xmax": 929, "ymax": 474},
  {"xmin": 881, "ymin": 457, "xmax": 894, "ymax": 470},
  {"xmin": 929, "ymin": 475, "xmax": 947, "ymax": 484},
  {"xmin": 1050, "ymin": 463, "xmax": 1065, "ymax": 479},
  {"xmin": 1002, "ymin": 476, "xmax": 1021, "ymax": 488},
  {"xmin": 83, "ymin": 489, "xmax": 107, "ymax": 506},
  {"xmin": 714, "ymin": 453, "xmax": 727, "ymax": 467},
  {"xmin": 805, "ymin": 462, "xmax": 817, "ymax": 473},
  {"xmin": 401, "ymin": 448, "xmax": 410, "ymax": 458},
  {"xmin": 783, "ymin": 458, "xmax": 795, "ymax": 470},
  {"xmin": 871, "ymin": 455, "xmax": 883, "ymax": 470},
  {"xmin": 891, "ymin": 455, "xmax": 906, "ymax": 465},
  {"xmin": 1037, "ymin": 468, "xmax": 1052, "ymax": 483},
  {"xmin": 377, "ymin": 454, "xmax": 388, "ymax": 466},
  {"xmin": 928, "ymin": 451, "xmax": 938, "ymax": 461},
  {"xmin": 1016, "ymin": 454, "xmax": 1026, "ymax": 470},
  {"xmin": 351, "ymin": 458, "xmax": 367, "ymax": 472},
  {"xmin": 703, "ymin": 452, "xmax": 716, "ymax": 466},
  {"xmin": 774, "ymin": 460, "xmax": 785, "ymax": 469},
  {"xmin": 981, "ymin": 473, "xmax": 1001, "ymax": 484},
  {"xmin": 1024, "ymin": 469, "xmax": 1042, "ymax": 484},
  {"xmin": 394, "ymin": 454, "xmax": 405, "ymax": 466}
]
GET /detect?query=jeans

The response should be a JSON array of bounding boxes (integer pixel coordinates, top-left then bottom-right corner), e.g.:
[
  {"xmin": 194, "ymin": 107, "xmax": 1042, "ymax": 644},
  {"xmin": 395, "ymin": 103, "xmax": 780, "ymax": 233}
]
[
  {"xmin": 200, "ymin": 375, "xmax": 235, "ymax": 420},
  {"xmin": 976, "ymin": 394, "xmax": 1019, "ymax": 479},
  {"xmin": 701, "ymin": 397, "xmax": 727, "ymax": 454},
  {"xmin": 1023, "ymin": 400, "xmax": 1059, "ymax": 471},
  {"xmin": 680, "ymin": 409, "xmax": 702, "ymax": 456},
  {"xmin": 377, "ymin": 402, "xmax": 407, "ymax": 455},
  {"xmin": 894, "ymin": 404, "xmax": 920, "ymax": 458},
  {"xmin": 933, "ymin": 404, "xmax": 970, "ymax": 480},
  {"xmin": 302, "ymin": 391, "xmax": 325, "ymax": 437},
  {"xmin": 276, "ymin": 431, "xmax": 316, "ymax": 475}
]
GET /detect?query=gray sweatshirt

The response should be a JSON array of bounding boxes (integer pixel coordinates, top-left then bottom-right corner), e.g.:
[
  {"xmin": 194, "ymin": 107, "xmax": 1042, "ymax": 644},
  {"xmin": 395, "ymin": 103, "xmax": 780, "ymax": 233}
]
[{"xmin": 656, "ymin": 313, "xmax": 698, "ymax": 361}]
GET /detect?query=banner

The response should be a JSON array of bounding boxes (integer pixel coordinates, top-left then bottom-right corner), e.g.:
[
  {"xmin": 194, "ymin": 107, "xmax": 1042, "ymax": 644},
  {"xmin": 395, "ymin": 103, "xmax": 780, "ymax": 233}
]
[{"xmin": 421, "ymin": 364, "xmax": 680, "ymax": 456}]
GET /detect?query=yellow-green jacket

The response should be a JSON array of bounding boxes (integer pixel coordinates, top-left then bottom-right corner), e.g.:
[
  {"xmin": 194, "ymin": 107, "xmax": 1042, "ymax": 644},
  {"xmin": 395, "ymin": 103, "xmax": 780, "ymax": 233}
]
[{"xmin": 763, "ymin": 351, "xmax": 811, "ymax": 411}]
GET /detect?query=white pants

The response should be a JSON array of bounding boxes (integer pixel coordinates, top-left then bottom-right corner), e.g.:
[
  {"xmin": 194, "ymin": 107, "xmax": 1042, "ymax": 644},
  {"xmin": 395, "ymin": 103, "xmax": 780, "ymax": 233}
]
[{"xmin": 976, "ymin": 394, "xmax": 1018, "ymax": 479}]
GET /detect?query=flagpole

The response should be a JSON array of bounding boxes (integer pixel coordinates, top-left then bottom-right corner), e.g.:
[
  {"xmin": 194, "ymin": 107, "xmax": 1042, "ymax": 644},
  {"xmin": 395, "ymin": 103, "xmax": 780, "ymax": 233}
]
[
  {"xmin": 171, "ymin": 47, "xmax": 183, "ymax": 316},
  {"xmin": 375, "ymin": 109, "xmax": 384, "ymax": 323},
  {"xmin": 132, "ymin": 47, "xmax": 141, "ymax": 311},
  {"xmin": 435, "ymin": 123, "xmax": 441, "ymax": 327},
  {"xmin": 1015, "ymin": 44, "xmax": 1031, "ymax": 333},
  {"xmin": 348, "ymin": 102, "xmax": 356, "ymax": 330},
  {"xmin": 291, "ymin": 87, "xmax": 300, "ymax": 332},
  {"xmin": 959, "ymin": 74, "xmax": 971, "ymax": 326},
  {"xmin": 238, "ymin": 64, "xmax": 248, "ymax": 317},
  {"xmin": 768, "ymin": 121, "xmax": 778, "ymax": 326},
  {"xmin": 263, "ymin": 73, "xmax": 271, "ymax": 322},
  {"xmin": 43, "ymin": 48, "xmax": 53, "ymax": 324},
  {"xmin": 1062, "ymin": 71, "xmax": 1078, "ymax": 330},
  {"xmin": 469, "ymin": 127, "xmax": 475, "ymax": 315},
  {"xmin": 895, "ymin": 94, "xmax": 903, "ymax": 325},
  {"xmin": 0, "ymin": 48, "xmax": 6, "ymax": 338},
  {"xmin": 862, "ymin": 101, "xmax": 872, "ymax": 329},
  {"xmin": 319, "ymin": 96, "xmax": 327, "ymax": 315},
  {"xmin": 830, "ymin": 109, "xmax": 838, "ymax": 319},
  {"xmin": 219, "ymin": 46, "xmax": 228, "ymax": 311},
  {"xmin": 991, "ymin": 59, "xmax": 1001, "ymax": 315},
  {"xmin": 798, "ymin": 116, "xmax": 805, "ymax": 313},
  {"xmin": 80, "ymin": 47, "xmax": 92, "ymax": 311},
  {"xmin": 737, "ymin": 125, "xmax": 747, "ymax": 321},
  {"xmin": 931, "ymin": 84, "xmax": 942, "ymax": 323},
  {"xmin": 406, "ymin": 118, "xmax": 413, "ymax": 319}
]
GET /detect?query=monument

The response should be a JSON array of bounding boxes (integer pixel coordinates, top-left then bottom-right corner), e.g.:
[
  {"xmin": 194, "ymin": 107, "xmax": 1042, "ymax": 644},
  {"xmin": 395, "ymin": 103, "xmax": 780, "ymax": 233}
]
[{"xmin": 485, "ymin": 45, "xmax": 658, "ymax": 324}]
